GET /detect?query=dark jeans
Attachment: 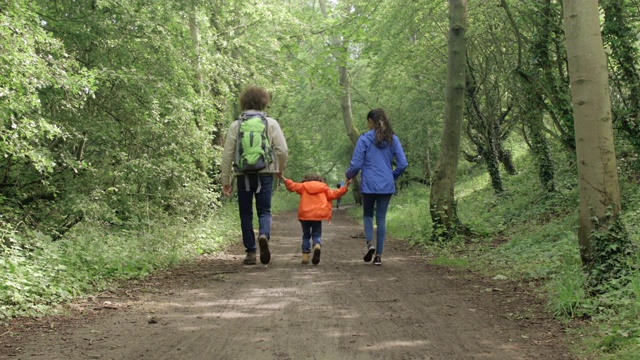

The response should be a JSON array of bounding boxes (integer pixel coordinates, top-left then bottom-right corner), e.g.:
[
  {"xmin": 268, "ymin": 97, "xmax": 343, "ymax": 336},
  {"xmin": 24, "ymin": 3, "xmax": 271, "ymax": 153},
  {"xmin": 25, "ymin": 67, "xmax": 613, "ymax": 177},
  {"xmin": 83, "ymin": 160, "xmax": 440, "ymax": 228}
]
[
  {"xmin": 300, "ymin": 220, "xmax": 322, "ymax": 253},
  {"xmin": 361, "ymin": 193, "xmax": 393, "ymax": 255},
  {"xmin": 237, "ymin": 174, "xmax": 273, "ymax": 253}
]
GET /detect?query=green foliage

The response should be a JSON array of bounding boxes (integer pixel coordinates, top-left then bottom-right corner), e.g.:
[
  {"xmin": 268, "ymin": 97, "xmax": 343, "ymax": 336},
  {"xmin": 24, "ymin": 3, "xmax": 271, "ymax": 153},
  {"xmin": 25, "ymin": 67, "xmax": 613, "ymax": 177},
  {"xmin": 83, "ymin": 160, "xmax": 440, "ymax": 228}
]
[
  {"xmin": 0, "ymin": 0, "xmax": 299, "ymax": 322},
  {"xmin": 3, "ymin": 1, "xmax": 640, "ymax": 358},
  {"xmin": 430, "ymin": 257, "xmax": 469, "ymax": 268},
  {"xmin": 271, "ymin": 185, "xmax": 303, "ymax": 214},
  {"xmin": 385, "ymin": 185, "xmax": 432, "ymax": 243},
  {"xmin": 383, "ymin": 133, "xmax": 640, "ymax": 358},
  {"xmin": 546, "ymin": 255, "xmax": 591, "ymax": 319},
  {"xmin": 0, "ymin": 204, "xmax": 239, "ymax": 321},
  {"xmin": 587, "ymin": 213, "xmax": 636, "ymax": 290},
  {"xmin": 1, "ymin": 0, "xmax": 95, "ymax": 173}
]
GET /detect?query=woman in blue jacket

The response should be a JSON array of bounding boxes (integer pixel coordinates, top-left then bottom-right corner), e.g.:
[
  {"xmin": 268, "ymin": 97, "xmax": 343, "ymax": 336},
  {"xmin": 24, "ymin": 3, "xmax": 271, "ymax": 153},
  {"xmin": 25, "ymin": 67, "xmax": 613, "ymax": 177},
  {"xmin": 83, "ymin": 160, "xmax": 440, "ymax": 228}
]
[{"xmin": 345, "ymin": 109, "xmax": 408, "ymax": 266}]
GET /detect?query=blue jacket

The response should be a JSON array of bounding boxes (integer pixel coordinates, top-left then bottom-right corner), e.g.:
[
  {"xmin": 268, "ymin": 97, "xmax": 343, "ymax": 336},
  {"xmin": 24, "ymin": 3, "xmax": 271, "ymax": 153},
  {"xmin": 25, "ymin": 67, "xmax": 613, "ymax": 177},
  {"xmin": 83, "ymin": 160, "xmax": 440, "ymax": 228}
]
[{"xmin": 345, "ymin": 130, "xmax": 408, "ymax": 194}]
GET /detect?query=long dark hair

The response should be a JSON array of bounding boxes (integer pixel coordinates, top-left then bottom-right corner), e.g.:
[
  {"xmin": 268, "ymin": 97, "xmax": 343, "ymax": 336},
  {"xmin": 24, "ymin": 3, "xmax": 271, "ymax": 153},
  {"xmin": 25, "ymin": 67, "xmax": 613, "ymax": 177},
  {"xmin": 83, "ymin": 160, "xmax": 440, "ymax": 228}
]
[{"xmin": 367, "ymin": 108, "xmax": 394, "ymax": 145}]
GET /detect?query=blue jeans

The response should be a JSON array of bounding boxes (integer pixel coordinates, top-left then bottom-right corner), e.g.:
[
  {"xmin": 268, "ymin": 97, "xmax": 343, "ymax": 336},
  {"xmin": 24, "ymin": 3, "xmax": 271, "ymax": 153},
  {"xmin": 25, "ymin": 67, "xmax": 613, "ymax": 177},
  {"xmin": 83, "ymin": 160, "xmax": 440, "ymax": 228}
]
[
  {"xmin": 237, "ymin": 174, "xmax": 273, "ymax": 253},
  {"xmin": 362, "ymin": 193, "xmax": 392, "ymax": 255},
  {"xmin": 300, "ymin": 220, "xmax": 322, "ymax": 253}
]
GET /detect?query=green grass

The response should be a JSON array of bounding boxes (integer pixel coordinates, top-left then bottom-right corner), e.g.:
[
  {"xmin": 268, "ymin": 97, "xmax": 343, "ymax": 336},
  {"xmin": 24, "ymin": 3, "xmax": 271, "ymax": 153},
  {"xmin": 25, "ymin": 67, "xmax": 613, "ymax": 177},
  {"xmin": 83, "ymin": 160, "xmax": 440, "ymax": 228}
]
[
  {"xmin": 0, "ymin": 203, "xmax": 240, "ymax": 321},
  {"xmin": 2, "ymin": 155, "xmax": 639, "ymax": 359},
  {"xmin": 430, "ymin": 257, "xmax": 470, "ymax": 267},
  {"xmin": 383, "ymin": 143, "xmax": 640, "ymax": 359}
]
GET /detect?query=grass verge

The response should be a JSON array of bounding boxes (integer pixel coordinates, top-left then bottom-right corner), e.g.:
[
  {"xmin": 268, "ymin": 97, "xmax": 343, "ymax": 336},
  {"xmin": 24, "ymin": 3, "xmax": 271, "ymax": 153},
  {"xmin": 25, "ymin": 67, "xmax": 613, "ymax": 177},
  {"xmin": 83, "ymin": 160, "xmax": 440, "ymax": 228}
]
[{"xmin": 384, "ymin": 153, "xmax": 640, "ymax": 359}]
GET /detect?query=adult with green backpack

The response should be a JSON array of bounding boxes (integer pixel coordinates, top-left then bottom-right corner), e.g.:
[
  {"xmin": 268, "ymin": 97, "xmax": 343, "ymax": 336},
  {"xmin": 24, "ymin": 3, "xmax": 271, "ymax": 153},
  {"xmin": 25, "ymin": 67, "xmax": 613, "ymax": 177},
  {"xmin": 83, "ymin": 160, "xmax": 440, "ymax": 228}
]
[{"xmin": 221, "ymin": 86, "xmax": 289, "ymax": 265}]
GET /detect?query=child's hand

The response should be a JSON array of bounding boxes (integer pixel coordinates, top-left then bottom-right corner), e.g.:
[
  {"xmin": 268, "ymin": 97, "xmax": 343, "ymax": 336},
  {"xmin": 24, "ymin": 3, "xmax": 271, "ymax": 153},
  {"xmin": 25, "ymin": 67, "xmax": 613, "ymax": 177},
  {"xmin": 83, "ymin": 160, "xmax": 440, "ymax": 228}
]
[{"xmin": 345, "ymin": 178, "xmax": 352, "ymax": 186}]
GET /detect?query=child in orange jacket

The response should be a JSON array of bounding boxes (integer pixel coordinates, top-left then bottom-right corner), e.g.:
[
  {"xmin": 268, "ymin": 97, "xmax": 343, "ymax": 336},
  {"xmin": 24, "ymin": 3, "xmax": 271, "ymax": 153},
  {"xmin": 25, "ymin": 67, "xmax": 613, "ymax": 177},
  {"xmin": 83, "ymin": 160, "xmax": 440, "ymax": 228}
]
[{"xmin": 279, "ymin": 173, "xmax": 351, "ymax": 265}]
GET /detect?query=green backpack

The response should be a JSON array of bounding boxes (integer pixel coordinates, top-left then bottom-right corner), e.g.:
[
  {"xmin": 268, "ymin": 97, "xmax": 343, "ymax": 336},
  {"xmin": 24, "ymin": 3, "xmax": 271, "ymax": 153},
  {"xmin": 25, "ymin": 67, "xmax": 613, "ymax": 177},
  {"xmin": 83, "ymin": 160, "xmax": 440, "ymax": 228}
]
[{"xmin": 234, "ymin": 114, "xmax": 273, "ymax": 173}]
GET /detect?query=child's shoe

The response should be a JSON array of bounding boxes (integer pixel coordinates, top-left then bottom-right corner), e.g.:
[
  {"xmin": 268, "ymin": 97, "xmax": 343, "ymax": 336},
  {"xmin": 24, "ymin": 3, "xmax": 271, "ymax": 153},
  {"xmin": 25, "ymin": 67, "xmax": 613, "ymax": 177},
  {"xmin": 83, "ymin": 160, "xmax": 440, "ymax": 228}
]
[
  {"xmin": 312, "ymin": 244, "xmax": 322, "ymax": 265},
  {"xmin": 301, "ymin": 252, "xmax": 310, "ymax": 265},
  {"xmin": 364, "ymin": 242, "xmax": 375, "ymax": 262}
]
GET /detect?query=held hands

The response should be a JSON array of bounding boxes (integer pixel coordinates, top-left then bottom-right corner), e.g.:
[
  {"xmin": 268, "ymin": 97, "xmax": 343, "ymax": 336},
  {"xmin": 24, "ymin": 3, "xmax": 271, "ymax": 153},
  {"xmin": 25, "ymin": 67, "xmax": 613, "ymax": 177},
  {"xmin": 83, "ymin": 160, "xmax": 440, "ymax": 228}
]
[
  {"xmin": 345, "ymin": 178, "xmax": 352, "ymax": 186},
  {"xmin": 222, "ymin": 184, "xmax": 233, "ymax": 197},
  {"xmin": 277, "ymin": 173, "xmax": 286, "ymax": 181}
]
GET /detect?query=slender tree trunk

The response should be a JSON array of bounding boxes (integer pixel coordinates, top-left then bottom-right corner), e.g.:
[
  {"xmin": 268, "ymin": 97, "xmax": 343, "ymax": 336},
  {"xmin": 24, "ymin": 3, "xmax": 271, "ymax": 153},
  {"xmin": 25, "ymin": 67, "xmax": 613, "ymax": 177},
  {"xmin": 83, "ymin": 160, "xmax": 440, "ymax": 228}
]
[
  {"xmin": 319, "ymin": 0, "xmax": 362, "ymax": 204},
  {"xmin": 485, "ymin": 129, "xmax": 504, "ymax": 194},
  {"xmin": 501, "ymin": 0, "xmax": 556, "ymax": 190},
  {"xmin": 562, "ymin": 0, "xmax": 633, "ymax": 285},
  {"xmin": 424, "ymin": 127, "xmax": 433, "ymax": 183},
  {"xmin": 524, "ymin": 95, "xmax": 556, "ymax": 192},
  {"xmin": 339, "ymin": 64, "xmax": 362, "ymax": 204},
  {"xmin": 429, "ymin": 0, "xmax": 468, "ymax": 240},
  {"xmin": 495, "ymin": 114, "xmax": 516, "ymax": 175},
  {"xmin": 540, "ymin": 0, "xmax": 575, "ymax": 152},
  {"xmin": 601, "ymin": 0, "xmax": 640, "ymax": 152},
  {"xmin": 339, "ymin": 64, "xmax": 359, "ymax": 145},
  {"xmin": 497, "ymin": 146, "xmax": 516, "ymax": 176},
  {"xmin": 189, "ymin": 4, "xmax": 206, "ymax": 172}
]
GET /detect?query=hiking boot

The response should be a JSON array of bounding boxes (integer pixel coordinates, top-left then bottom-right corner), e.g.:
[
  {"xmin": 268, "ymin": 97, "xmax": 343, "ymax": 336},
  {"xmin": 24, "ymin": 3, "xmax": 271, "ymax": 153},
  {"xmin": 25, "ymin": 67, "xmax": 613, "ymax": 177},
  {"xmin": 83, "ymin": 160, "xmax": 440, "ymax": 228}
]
[
  {"xmin": 364, "ymin": 242, "xmax": 375, "ymax": 262},
  {"xmin": 301, "ymin": 252, "xmax": 310, "ymax": 265},
  {"xmin": 373, "ymin": 255, "xmax": 382, "ymax": 266},
  {"xmin": 258, "ymin": 234, "xmax": 271, "ymax": 264},
  {"xmin": 312, "ymin": 244, "xmax": 322, "ymax": 265},
  {"xmin": 243, "ymin": 252, "xmax": 257, "ymax": 265}
]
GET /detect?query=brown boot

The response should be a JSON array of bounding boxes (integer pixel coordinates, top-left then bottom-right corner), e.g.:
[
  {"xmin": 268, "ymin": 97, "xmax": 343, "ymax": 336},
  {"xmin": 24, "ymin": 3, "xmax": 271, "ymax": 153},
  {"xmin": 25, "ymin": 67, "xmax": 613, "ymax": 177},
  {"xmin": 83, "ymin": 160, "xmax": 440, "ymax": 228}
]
[
  {"xmin": 301, "ymin": 253, "xmax": 310, "ymax": 265},
  {"xmin": 243, "ymin": 252, "xmax": 257, "ymax": 265},
  {"xmin": 312, "ymin": 244, "xmax": 322, "ymax": 265}
]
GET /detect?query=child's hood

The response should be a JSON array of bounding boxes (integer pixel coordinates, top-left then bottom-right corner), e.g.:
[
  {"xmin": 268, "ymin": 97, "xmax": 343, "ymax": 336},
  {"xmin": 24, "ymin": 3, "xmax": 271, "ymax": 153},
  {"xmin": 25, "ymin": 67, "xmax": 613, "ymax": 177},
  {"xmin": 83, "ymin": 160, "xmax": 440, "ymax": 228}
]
[{"xmin": 302, "ymin": 181, "xmax": 330, "ymax": 194}]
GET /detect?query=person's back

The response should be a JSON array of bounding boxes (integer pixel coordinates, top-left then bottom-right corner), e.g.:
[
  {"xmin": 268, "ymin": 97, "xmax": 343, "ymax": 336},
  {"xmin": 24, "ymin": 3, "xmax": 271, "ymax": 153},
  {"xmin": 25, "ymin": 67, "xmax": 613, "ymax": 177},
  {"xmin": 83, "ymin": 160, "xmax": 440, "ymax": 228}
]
[
  {"xmin": 283, "ymin": 177, "xmax": 348, "ymax": 222},
  {"xmin": 280, "ymin": 173, "xmax": 350, "ymax": 265},
  {"xmin": 345, "ymin": 108, "xmax": 407, "ymax": 266},
  {"xmin": 347, "ymin": 130, "xmax": 405, "ymax": 194},
  {"xmin": 220, "ymin": 86, "xmax": 288, "ymax": 265}
]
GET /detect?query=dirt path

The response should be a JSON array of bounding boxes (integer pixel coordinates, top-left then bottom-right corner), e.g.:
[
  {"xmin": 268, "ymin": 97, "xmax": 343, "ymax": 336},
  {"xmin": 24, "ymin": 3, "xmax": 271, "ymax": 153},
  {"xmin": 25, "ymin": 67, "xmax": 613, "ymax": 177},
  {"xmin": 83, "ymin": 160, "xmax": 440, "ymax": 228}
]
[{"xmin": 0, "ymin": 207, "xmax": 575, "ymax": 360}]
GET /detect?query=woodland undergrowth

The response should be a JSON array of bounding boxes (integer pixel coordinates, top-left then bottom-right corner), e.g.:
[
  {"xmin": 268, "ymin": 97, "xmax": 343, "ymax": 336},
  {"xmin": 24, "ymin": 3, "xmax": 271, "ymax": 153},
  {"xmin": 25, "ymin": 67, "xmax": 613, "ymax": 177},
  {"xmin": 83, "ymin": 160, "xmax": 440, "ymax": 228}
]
[
  {"xmin": 384, "ymin": 143, "xmax": 640, "ymax": 360},
  {"xmin": 2, "ymin": 150, "xmax": 639, "ymax": 359},
  {"xmin": 0, "ymin": 202, "xmax": 241, "ymax": 322}
]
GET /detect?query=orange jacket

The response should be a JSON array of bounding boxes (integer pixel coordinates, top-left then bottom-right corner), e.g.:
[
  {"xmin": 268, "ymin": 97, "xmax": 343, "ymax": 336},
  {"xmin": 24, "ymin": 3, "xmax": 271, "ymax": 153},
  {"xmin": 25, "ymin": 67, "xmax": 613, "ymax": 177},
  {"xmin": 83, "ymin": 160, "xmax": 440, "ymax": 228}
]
[{"xmin": 284, "ymin": 179, "xmax": 349, "ymax": 221}]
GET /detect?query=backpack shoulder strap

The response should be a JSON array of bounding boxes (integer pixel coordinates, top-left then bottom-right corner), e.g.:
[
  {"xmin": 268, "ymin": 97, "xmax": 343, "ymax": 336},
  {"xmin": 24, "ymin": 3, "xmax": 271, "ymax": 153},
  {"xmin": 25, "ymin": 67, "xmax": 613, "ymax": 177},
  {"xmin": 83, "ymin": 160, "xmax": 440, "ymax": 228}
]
[
  {"xmin": 234, "ymin": 118, "xmax": 244, "ymax": 170},
  {"xmin": 259, "ymin": 114, "xmax": 275, "ymax": 169}
]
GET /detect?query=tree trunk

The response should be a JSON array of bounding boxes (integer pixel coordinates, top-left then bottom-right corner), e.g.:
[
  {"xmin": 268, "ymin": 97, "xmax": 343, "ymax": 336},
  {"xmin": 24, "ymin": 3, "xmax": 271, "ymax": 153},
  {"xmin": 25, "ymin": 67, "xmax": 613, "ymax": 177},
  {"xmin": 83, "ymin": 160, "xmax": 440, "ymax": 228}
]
[
  {"xmin": 509, "ymin": 0, "xmax": 574, "ymax": 153},
  {"xmin": 424, "ymin": 126, "xmax": 433, "ymax": 183},
  {"xmin": 483, "ymin": 134, "xmax": 504, "ymax": 194},
  {"xmin": 189, "ymin": 4, "xmax": 206, "ymax": 172},
  {"xmin": 524, "ymin": 95, "xmax": 556, "ymax": 192},
  {"xmin": 562, "ymin": 0, "xmax": 633, "ymax": 286},
  {"xmin": 601, "ymin": 0, "xmax": 640, "ymax": 153},
  {"xmin": 319, "ymin": 0, "xmax": 362, "ymax": 205},
  {"xmin": 339, "ymin": 65, "xmax": 359, "ymax": 145},
  {"xmin": 501, "ymin": 0, "xmax": 556, "ymax": 191},
  {"xmin": 339, "ymin": 60, "xmax": 362, "ymax": 205},
  {"xmin": 496, "ymin": 128, "xmax": 516, "ymax": 176},
  {"xmin": 429, "ymin": 0, "xmax": 468, "ymax": 240}
]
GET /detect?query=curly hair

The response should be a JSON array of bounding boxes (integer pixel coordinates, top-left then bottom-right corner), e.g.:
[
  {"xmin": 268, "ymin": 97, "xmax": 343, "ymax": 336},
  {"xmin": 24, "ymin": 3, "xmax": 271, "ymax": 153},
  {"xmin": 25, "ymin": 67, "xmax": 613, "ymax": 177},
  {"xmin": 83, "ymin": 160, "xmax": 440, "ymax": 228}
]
[
  {"xmin": 367, "ymin": 108, "xmax": 395, "ymax": 145},
  {"xmin": 239, "ymin": 86, "xmax": 271, "ymax": 111},
  {"xmin": 302, "ymin": 173, "xmax": 325, "ymax": 183}
]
